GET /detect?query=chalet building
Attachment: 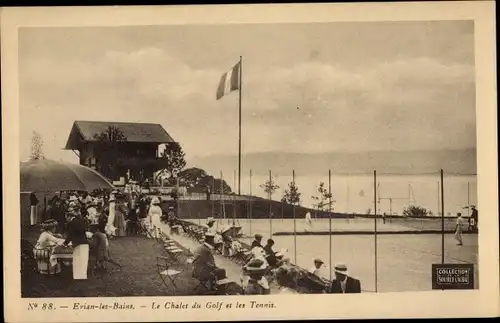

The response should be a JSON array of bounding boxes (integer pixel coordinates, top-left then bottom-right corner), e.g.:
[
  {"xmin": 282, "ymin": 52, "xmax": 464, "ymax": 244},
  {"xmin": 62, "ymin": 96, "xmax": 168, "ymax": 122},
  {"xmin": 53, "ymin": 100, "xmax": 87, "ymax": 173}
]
[{"xmin": 64, "ymin": 121, "xmax": 175, "ymax": 182}]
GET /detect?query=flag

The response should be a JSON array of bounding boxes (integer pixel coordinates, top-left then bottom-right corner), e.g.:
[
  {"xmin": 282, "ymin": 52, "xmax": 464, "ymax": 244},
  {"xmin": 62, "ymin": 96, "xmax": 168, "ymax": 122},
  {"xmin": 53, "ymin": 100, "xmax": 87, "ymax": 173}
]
[{"xmin": 216, "ymin": 62, "xmax": 240, "ymax": 100}]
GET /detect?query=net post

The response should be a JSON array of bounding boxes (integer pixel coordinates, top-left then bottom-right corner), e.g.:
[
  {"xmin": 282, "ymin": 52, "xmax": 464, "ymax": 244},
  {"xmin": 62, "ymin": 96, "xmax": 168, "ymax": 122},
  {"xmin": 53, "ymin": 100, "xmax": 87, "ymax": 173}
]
[
  {"xmin": 293, "ymin": 169, "xmax": 297, "ymax": 264},
  {"xmin": 441, "ymin": 169, "xmax": 445, "ymax": 264},
  {"xmin": 328, "ymin": 169, "xmax": 332, "ymax": 282},
  {"xmin": 374, "ymin": 170, "xmax": 378, "ymax": 293}
]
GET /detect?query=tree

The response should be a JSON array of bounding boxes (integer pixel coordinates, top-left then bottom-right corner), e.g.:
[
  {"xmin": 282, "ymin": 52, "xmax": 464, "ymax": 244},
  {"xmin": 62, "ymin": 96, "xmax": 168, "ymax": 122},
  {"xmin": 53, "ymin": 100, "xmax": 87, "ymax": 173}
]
[
  {"xmin": 311, "ymin": 182, "xmax": 334, "ymax": 211},
  {"xmin": 30, "ymin": 131, "xmax": 44, "ymax": 160},
  {"xmin": 260, "ymin": 177, "xmax": 280, "ymax": 200},
  {"xmin": 155, "ymin": 142, "xmax": 187, "ymax": 181},
  {"xmin": 282, "ymin": 181, "xmax": 301, "ymax": 205},
  {"xmin": 93, "ymin": 126, "xmax": 127, "ymax": 179},
  {"xmin": 177, "ymin": 167, "xmax": 232, "ymax": 194},
  {"xmin": 403, "ymin": 205, "xmax": 428, "ymax": 217}
]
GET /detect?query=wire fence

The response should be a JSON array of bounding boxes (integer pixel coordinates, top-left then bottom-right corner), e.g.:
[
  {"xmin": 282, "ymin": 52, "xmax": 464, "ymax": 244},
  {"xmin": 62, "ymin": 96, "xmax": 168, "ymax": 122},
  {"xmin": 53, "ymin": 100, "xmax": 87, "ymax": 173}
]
[{"xmin": 177, "ymin": 168, "xmax": 478, "ymax": 292}]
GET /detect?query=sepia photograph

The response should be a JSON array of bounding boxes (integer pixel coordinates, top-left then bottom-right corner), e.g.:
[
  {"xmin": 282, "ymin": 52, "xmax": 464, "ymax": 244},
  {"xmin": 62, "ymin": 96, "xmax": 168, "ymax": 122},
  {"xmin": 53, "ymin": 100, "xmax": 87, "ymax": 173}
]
[{"xmin": 2, "ymin": 2, "xmax": 498, "ymax": 322}]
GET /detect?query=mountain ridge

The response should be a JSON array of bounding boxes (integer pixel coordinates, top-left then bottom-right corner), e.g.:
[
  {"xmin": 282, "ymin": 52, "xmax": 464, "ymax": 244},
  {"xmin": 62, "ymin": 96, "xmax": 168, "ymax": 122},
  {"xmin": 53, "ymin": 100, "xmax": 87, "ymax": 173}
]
[{"xmin": 187, "ymin": 148, "xmax": 477, "ymax": 176}]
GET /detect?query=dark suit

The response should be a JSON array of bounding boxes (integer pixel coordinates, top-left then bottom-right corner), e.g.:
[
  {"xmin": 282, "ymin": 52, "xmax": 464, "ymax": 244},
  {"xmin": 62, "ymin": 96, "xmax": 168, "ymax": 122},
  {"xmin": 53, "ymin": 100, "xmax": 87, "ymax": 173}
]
[
  {"xmin": 64, "ymin": 217, "xmax": 89, "ymax": 247},
  {"xmin": 263, "ymin": 245, "xmax": 278, "ymax": 267},
  {"xmin": 329, "ymin": 277, "xmax": 361, "ymax": 294}
]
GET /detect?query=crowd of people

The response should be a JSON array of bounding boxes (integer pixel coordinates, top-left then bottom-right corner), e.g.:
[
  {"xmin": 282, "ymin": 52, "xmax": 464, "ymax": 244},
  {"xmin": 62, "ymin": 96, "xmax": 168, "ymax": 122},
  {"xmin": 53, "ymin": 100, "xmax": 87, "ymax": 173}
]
[
  {"xmin": 31, "ymin": 188, "xmax": 178, "ymax": 280},
  {"xmin": 189, "ymin": 217, "xmax": 361, "ymax": 295},
  {"xmin": 30, "ymin": 187, "xmax": 363, "ymax": 295}
]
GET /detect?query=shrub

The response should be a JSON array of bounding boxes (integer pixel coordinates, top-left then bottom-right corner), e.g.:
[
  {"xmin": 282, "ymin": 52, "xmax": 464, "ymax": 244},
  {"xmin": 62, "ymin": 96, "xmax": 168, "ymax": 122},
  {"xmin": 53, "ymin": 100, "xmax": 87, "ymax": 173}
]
[{"xmin": 403, "ymin": 205, "xmax": 428, "ymax": 217}]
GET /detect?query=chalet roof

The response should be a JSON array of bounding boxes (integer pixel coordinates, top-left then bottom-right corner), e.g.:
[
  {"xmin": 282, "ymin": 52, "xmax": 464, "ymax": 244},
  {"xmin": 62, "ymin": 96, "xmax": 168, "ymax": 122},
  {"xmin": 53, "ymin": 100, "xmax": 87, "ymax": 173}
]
[{"xmin": 64, "ymin": 120, "xmax": 175, "ymax": 150}]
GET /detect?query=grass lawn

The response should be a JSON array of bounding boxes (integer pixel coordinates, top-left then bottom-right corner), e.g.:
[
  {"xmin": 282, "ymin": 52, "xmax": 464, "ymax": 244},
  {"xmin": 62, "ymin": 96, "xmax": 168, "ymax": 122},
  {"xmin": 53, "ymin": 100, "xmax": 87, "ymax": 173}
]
[{"xmin": 22, "ymin": 228, "xmax": 219, "ymax": 297}]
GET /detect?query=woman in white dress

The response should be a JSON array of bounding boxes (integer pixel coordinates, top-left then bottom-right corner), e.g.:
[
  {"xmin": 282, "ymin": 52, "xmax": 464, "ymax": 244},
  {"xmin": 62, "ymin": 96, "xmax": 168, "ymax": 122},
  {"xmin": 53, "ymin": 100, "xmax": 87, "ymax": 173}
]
[
  {"xmin": 149, "ymin": 197, "xmax": 163, "ymax": 231},
  {"xmin": 105, "ymin": 195, "xmax": 117, "ymax": 238},
  {"xmin": 34, "ymin": 219, "xmax": 65, "ymax": 274}
]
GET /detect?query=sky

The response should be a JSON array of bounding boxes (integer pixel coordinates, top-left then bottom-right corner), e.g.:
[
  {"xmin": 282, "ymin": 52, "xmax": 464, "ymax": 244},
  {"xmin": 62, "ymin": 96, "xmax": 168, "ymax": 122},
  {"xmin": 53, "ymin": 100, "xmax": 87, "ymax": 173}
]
[{"xmin": 18, "ymin": 21, "xmax": 476, "ymax": 165}]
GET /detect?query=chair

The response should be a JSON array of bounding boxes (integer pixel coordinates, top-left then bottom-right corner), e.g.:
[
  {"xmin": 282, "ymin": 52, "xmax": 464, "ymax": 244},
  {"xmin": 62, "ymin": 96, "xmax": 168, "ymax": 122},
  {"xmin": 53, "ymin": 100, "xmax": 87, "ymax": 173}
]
[
  {"xmin": 192, "ymin": 271, "xmax": 235, "ymax": 295},
  {"xmin": 33, "ymin": 248, "xmax": 60, "ymax": 275},
  {"xmin": 156, "ymin": 256, "xmax": 183, "ymax": 295},
  {"xmin": 164, "ymin": 245, "xmax": 184, "ymax": 265}
]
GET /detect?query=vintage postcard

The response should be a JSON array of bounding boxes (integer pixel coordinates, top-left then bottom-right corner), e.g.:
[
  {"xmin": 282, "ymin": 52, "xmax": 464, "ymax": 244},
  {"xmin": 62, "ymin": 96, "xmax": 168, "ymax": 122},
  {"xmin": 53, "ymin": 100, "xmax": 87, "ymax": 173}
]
[{"xmin": 2, "ymin": 2, "xmax": 498, "ymax": 322}]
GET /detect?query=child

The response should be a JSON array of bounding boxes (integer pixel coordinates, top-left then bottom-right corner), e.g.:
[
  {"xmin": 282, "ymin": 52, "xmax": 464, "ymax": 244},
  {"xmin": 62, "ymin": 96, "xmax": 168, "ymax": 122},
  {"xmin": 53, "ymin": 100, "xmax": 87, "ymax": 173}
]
[{"xmin": 91, "ymin": 224, "xmax": 123, "ymax": 272}]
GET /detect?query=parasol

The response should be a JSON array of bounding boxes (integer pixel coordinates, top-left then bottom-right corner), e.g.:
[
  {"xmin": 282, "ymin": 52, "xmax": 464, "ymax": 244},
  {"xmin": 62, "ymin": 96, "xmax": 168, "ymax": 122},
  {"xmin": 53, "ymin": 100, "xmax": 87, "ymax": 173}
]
[{"xmin": 20, "ymin": 159, "xmax": 114, "ymax": 193}]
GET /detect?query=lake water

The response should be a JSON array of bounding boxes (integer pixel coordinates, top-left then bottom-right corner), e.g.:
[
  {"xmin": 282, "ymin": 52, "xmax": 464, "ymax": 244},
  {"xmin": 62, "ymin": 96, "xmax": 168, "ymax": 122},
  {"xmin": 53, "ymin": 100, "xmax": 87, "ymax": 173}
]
[{"xmin": 226, "ymin": 173, "xmax": 477, "ymax": 216}]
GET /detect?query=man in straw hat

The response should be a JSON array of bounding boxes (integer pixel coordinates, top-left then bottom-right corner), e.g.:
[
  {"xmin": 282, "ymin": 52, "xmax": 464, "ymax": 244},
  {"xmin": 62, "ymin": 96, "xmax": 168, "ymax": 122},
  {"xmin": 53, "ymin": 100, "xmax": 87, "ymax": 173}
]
[
  {"xmin": 328, "ymin": 263, "xmax": 361, "ymax": 294},
  {"xmin": 191, "ymin": 233, "xmax": 227, "ymax": 291}
]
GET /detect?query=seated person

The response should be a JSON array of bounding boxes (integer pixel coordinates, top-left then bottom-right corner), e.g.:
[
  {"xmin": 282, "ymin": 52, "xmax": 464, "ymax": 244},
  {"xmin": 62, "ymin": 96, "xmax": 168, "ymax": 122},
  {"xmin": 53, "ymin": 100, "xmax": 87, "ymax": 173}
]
[
  {"xmin": 263, "ymin": 239, "xmax": 282, "ymax": 268},
  {"xmin": 328, "ymin": 264, "xmax": 361, "ymax": 294},
  {"xmin": 242, "ymin": 258, "xmax": 271, "ymax": 295},
  {"xmin": 251, "ymin": 233, "xmax": 264, "ymax": 249},
  {"xmin": 309, "ymin": 258, "xmax": 329, "ymax": 279},
  {"xmin": 34, "ymin": 219, "xmax": 65, "ymax": 274},
  {"xmin": 192, "ymin": 235, "xmax": 227, "ymax": 290},
  {"xmin": 275, "ymin": 266, "xmax": 300, "ymax": 294}
]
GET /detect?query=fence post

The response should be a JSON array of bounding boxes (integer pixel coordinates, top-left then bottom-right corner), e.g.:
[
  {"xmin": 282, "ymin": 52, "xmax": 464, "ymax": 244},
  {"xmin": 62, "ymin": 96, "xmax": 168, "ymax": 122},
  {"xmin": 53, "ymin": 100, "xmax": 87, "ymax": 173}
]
[
  {"xmin": 374, "ymin": 170, "xmax": 378, "ymax": 293},
  {"xmin": 293, "ymin": 169, "xmax": 297, "ymax": 264},
  {"xmin": 269, "ymin": 169, "xmax": 273, "ymax": 238},
  {"xmin": 441, "ymin": 169, "xmax": 445, "ymax": 264},
  {"xmin": 328, "ymin": 169, "xmax": 332, "ymax": 281}
]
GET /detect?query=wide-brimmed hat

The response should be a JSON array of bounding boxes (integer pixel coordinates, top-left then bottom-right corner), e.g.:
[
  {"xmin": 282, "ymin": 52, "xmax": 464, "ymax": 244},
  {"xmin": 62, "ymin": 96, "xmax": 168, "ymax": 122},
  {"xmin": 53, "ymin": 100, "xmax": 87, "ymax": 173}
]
[
  {"xmin": 206, "ymin": 217, "xmax": 215, "ymax": 224},
  {"xmin": 333, "ymin": 264, "xmax": 349, "ymax": 276},
  {"xmin": 151, "ymin": 197, "xmax": 160, "ymax": 205},
  {"xmin": 244, "ymin": 258, "xmax": 268, "ymax": 273},
  {"xmin": 109, "ymin": 196, "xmax": 116, "ymax": 202},
  {"xmin": 69, "ymin": 195, "xmax": 78, "ymax": 202},
  {"xmin": 221, "ymin": 225, "xmax": 232, "ymax": 234},
  {"xmin": 168, "ymin": 206, "xmax": 174, "ymax": 210},
  {"xmin": 41, "ymin": 219, "xmax": 58, "ymax": 230},
  {"xmin": 254, "ymin": 233, "xmax": 263, "ymax": 239}
]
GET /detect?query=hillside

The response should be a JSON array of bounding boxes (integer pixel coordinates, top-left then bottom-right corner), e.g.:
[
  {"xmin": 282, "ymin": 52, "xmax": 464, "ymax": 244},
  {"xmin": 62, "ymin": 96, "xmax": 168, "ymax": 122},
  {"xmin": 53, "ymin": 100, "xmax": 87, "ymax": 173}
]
[{"xmin": 188, "ymin": 148, "xmax": 476, "ymax": 176}]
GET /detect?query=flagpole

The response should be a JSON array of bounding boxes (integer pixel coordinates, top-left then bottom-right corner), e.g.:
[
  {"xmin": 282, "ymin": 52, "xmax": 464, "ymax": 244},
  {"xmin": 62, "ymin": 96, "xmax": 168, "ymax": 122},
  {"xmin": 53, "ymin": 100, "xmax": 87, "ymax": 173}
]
[{"xmin": 238, "ymin": 56, "xmax": 243, "ymax": 196}]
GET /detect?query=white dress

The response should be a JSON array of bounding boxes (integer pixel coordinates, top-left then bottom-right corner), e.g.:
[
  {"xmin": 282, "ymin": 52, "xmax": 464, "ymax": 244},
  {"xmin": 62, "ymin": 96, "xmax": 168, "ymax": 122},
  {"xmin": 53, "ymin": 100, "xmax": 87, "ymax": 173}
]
[
  {"xmin": 105, "ymin": 202, "xmax": 117, "ymax": 236},
  {"xmin": 149, "ymin": 204, "xmax": 163, "ymax": 229}
]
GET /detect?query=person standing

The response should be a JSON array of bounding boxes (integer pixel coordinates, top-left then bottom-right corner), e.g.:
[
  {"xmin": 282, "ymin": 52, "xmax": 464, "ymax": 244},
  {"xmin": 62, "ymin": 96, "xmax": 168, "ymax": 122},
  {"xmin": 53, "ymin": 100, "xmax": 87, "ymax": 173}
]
[
  {"xmin": 455, "ymin": 212, "xmax": 464, "ymax": 246},
  {"xmin": 305, "ymin": 211, "xmax": 312, "ymax": 232},
  {"xmin": 113, "ymin": 195, "xmax": 127, "ymax": 237},
  {"xmin": 149, "ymin": 197, "xmax": 163, "ymax": 231},
  {"xmin": 30, "ymin": 192, "xmax": 39, "ymax": 226},
  {"xmin": 63, "ymin": 210, "xmax": 90, "ymax": 280},
  {"xmin": 470, "ymin": 205, "xmax": 478, "ymax": 232},
  {"xmin": 105, "ymin": 195, "xmax": 117, "ymax": 237}
]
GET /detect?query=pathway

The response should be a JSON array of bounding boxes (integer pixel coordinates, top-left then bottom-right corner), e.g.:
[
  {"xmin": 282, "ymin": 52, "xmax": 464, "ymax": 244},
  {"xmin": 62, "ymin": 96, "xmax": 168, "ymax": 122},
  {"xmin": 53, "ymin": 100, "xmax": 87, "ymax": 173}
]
[{"xmin": 155, "ymin": 222, "xmax": 281, "ymax": 293}]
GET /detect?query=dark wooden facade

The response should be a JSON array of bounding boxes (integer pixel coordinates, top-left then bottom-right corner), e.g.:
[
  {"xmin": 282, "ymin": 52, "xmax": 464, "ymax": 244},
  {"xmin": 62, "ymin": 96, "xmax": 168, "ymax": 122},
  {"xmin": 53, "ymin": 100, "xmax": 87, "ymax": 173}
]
[{"xmin": 65, "ymin": 121, "xmax": 175, "ymax": 182}]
